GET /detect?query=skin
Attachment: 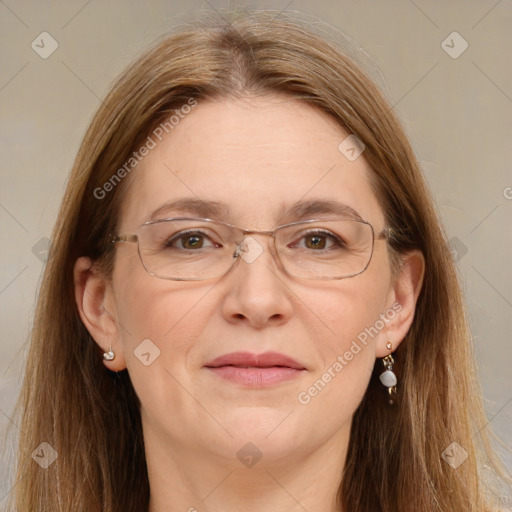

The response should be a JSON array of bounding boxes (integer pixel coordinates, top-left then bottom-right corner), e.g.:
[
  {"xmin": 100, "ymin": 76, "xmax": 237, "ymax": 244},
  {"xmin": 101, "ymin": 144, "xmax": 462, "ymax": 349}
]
[{"xmin": 74, "ymin": 95, "xmax": 424, "ymax": 512}]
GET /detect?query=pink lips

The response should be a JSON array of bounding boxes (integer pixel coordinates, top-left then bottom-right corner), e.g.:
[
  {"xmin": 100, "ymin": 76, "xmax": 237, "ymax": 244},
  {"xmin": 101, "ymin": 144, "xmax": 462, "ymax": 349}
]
[{"xmin": 204, "ymin": 351, "xmax": 306, "ymax": 387}]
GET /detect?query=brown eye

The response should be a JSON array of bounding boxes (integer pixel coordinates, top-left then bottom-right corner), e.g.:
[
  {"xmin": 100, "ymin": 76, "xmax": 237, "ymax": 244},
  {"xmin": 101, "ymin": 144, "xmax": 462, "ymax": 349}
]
[
  {"xmin": 291, "ymin": 230, "xmax": 346, "ymax": 251},
  {"xmin": 181, "ymin": 234, "xmax": 204, "ymax": 249},
  {"xmin": 305, "ymin": 234, "xmax": 327, "ymax": 250},
  {"xmin": 164, "ymin": 230, "xmax": 217, "ymax": 250}
]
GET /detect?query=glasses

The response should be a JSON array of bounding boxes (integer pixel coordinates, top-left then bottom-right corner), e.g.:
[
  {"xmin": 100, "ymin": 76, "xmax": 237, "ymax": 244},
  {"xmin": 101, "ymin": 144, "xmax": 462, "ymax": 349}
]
[{"xmin": 110, "ymin": 217, "xmax": 391, "ymax": 281}]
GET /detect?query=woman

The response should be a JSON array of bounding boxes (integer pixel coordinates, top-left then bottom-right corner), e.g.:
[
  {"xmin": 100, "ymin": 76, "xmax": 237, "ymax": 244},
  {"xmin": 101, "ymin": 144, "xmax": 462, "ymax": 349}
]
[{"xmin": 10, "ymin": 11, "xmax": 510, "ymax": 512}]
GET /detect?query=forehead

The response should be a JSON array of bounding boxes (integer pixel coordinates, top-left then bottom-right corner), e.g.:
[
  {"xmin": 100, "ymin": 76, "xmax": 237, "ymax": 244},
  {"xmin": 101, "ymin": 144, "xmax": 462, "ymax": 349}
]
[{"xmin": 119, "ymin": 95, "xmax": 383, "ymax": 230}]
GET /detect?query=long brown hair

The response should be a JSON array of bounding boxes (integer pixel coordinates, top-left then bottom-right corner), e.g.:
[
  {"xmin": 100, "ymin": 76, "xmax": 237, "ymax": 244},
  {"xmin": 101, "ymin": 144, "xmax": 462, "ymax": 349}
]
[{"xmin": 9, "ymin": 11, "xmax": 511, "ymax": 511}]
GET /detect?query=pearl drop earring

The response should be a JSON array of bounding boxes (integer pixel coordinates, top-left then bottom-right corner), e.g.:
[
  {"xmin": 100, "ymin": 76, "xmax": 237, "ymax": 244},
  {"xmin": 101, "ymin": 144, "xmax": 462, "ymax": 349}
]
[
  {"xmin": 379, "ymin": 341, "xmax": 397, "ymax": 405},
  {"xmin": 103, "ymin": 346, "xmax": 115, "ymax": 361}
]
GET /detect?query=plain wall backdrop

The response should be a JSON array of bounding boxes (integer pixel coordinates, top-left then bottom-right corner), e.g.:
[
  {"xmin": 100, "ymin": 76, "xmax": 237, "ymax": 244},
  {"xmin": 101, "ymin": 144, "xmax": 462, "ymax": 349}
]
[{"xmin": 1, "ymin": 0, "xmax": 511, "ymax": 504}]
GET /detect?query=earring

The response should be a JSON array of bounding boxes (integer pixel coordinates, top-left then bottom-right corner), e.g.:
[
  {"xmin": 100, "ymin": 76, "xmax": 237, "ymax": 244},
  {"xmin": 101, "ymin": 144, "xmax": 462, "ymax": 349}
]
[
  {"xmin": 379, "ymin": 341, "xmax": 397, "ymax": 405},
  {"xmin": 103, "ymin": 346, "xmax": 115, "ymax": 361}
]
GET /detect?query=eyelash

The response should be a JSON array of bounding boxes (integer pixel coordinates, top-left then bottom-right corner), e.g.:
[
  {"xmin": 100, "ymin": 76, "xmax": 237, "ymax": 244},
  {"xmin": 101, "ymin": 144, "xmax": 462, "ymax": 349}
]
[
  {"xmin": 290, "ymin": 229, "xmax": 346, "ymax": 250},
  {"xmin": 164, "ymin": 229, "xmax": 220, "ymax": 249}
]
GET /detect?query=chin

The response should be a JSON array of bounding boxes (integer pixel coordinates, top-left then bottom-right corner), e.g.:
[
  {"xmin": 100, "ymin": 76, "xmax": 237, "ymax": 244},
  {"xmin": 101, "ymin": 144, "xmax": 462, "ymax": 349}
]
[{"xmin": 218, "ymin": 408, "xmax": 305, "ymax": 453}]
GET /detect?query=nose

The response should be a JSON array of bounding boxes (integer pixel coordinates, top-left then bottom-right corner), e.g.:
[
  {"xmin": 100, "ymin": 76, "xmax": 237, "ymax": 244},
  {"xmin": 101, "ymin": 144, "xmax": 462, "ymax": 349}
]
[{"xmin": 220, "ymin": 235, "xmax": 294, "ymax": 329}]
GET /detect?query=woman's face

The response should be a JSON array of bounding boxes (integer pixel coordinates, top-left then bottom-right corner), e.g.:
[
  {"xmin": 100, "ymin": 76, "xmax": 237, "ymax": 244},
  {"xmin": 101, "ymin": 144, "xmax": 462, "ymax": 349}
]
[{"xmin": 91, "ymin": 95, "xmax": 407, "ymax": 469}]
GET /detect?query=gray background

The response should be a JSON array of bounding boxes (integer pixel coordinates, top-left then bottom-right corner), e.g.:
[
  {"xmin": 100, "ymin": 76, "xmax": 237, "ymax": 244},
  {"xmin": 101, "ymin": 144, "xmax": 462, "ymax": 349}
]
[{"xmin": 1, "ymin": 0, "xmax": 511, "ymax": 505}]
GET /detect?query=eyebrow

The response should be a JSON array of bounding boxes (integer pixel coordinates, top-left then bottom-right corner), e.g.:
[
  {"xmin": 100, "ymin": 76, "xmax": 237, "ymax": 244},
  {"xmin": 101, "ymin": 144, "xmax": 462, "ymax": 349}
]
[
  {"xmin": 280, "ymin": 199, "xmax": 363, "ymax": 222},
  {"xmin": 149, "ymin": 198, "xmax": 229, "ymax": 220},
  {"xmin": 148, "ymin": 197, "xmax": 363, "ymax": 223}
]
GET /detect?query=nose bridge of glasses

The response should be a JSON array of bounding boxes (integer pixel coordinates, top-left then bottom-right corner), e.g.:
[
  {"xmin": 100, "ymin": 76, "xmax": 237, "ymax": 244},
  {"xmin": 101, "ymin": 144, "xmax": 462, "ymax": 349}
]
[
  {"xmin": 241, "ymin": 228, "xmax": 276, "ymax": 243},
  {"xmin": 230, "ymin": 226, "xmax": 280, "ymax": 265}
]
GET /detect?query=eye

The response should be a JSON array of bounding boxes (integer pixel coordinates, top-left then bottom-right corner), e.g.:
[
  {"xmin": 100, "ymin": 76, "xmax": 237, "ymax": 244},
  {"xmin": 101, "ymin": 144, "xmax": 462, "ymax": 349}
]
[
  {"xmin": 290, "ymin": 229, "xmax": 347, "ymax": 251},
  {"xmin": 164, "ymin": 229, "xmax": 221, "ymax": 250}
]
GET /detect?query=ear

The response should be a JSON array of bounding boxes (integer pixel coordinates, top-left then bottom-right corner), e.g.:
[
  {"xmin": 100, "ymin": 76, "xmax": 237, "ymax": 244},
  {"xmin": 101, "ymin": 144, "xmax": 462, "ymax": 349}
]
[
  {"xmin": 375, "ymin": 249, "xmax": 425, "ymax": 357},
  {"xmin": 73, "ymin": 256, "xmax": 127, "ymax": 371}
]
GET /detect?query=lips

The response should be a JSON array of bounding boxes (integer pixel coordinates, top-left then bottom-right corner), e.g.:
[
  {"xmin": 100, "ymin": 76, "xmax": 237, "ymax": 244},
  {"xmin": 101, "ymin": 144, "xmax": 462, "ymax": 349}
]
[
  {"xmin": 204, "ymin": 351, "xmax": 306, "ymax": 387},
  {"xmin": 205, "ymin": 351, "xmax": 305, "ymax": 370}
]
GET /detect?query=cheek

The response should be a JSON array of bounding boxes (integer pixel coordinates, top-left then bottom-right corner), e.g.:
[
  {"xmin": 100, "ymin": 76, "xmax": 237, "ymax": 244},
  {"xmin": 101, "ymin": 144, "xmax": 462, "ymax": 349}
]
[
  {"xmin": 111, "ymin": 251, "xmax": 219, "ymax": 399},
  {"xmin": 114, "ymin": 276, "xmax": 214, "ymax": 354},
  {"xmin": 310, "ymin": 268, "xmax": 390, "ymax": 356},
  {"xmin": 296, "ymin": 262, "xmax": 391, "ymax": 411},
  {"xmin": 112, "ymin": 246, "xmax": 207, "ymax": 338}
]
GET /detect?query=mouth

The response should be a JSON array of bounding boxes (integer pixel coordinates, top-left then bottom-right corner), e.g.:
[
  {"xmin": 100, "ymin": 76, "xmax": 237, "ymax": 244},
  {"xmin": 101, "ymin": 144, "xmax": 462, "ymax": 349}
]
[{"xmin": 204, "ymin": 351, "xmax": 306, "ymax": 387}]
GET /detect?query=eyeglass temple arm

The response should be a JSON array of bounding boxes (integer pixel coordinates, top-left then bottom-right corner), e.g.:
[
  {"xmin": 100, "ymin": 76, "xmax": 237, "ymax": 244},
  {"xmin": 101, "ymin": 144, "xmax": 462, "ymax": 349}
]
[
  {"xmin": 377, "ymin": 227, "xmax": 396, "ymax": 240},
  {"xmin": 110, "ymin": 234, "xmax": 138, "ymax": 244}
]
